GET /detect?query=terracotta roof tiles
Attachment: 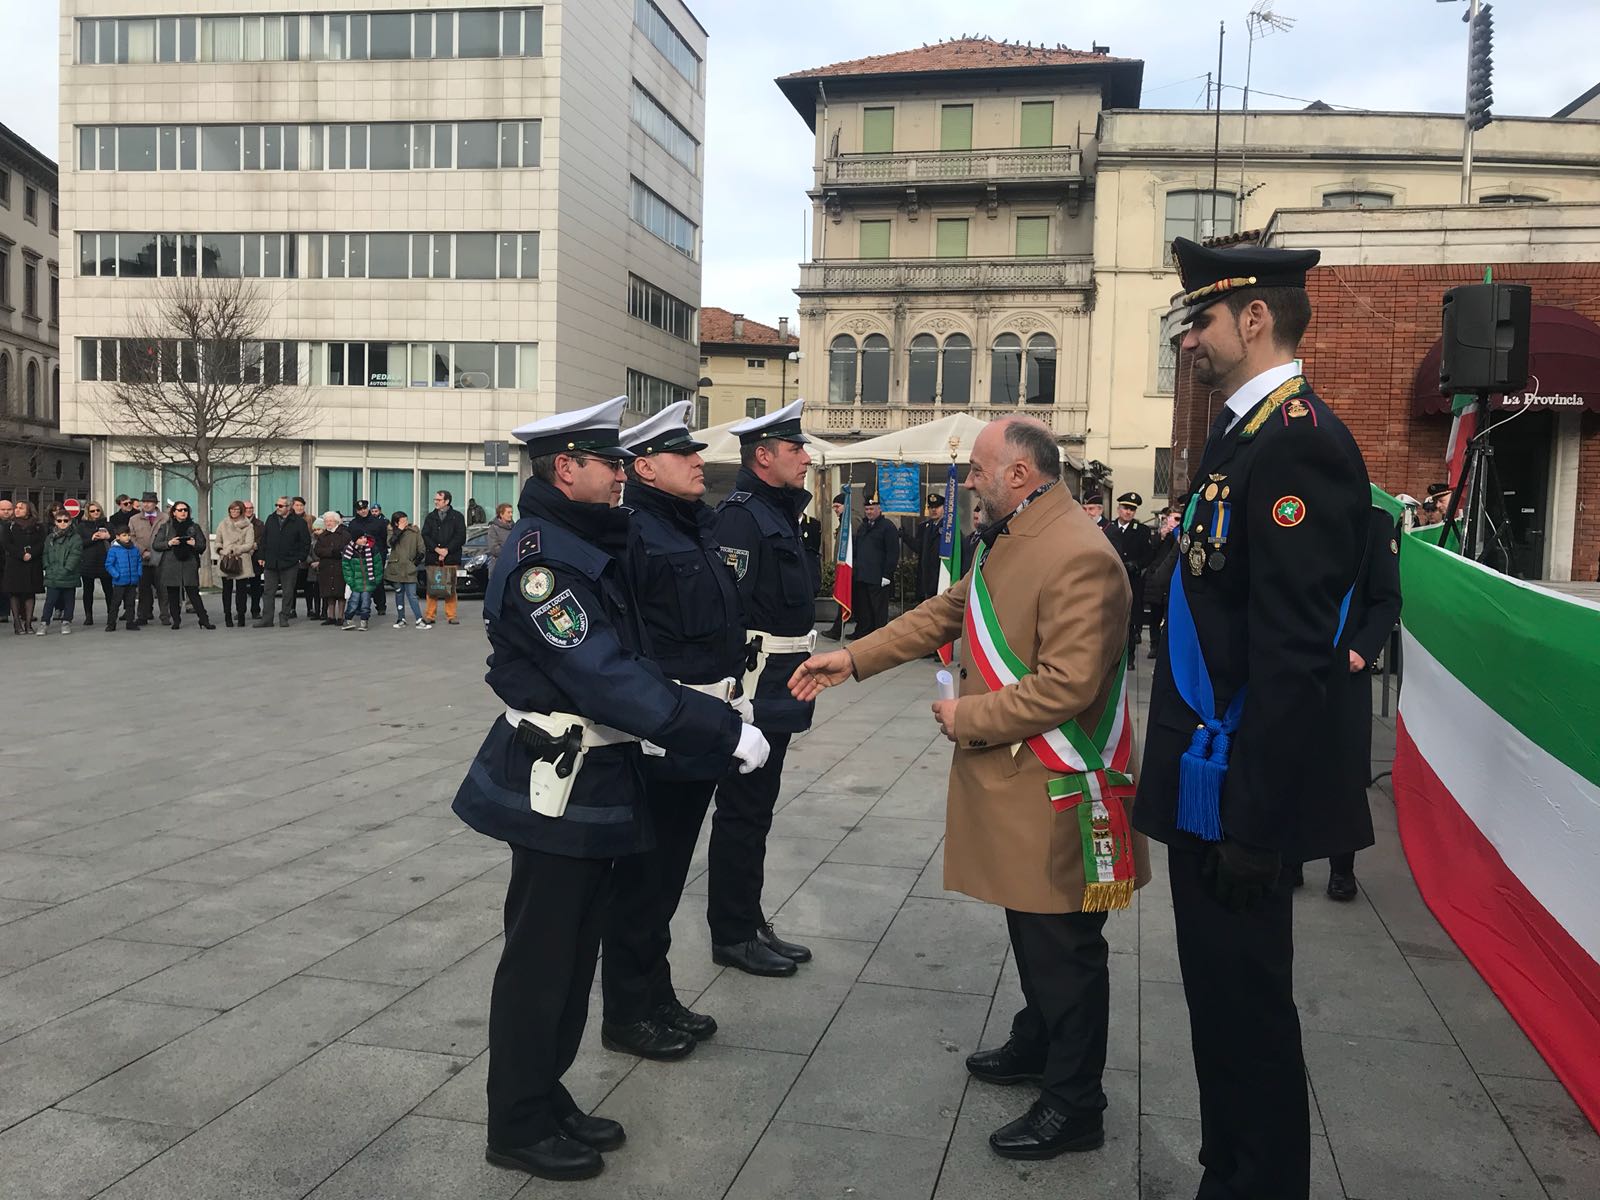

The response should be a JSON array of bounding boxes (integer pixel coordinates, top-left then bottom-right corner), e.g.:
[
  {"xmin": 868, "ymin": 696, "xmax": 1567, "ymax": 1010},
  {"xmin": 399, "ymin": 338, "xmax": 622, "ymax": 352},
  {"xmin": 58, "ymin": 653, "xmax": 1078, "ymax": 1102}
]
[
  {"xmin": 780, "ymin": 37, "xmax": 1136, "ymax": 81},
  {"xmin": 700, "ymin": 308, "xmax": 799, "ymax": 348}
]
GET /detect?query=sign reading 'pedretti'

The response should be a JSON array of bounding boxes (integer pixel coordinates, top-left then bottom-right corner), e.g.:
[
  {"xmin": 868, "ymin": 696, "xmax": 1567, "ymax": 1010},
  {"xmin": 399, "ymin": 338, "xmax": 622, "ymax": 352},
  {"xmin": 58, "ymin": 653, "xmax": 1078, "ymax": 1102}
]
[{"xmin": 1502, "ymin": 391, "xmax": 1588, "ymax": 408}]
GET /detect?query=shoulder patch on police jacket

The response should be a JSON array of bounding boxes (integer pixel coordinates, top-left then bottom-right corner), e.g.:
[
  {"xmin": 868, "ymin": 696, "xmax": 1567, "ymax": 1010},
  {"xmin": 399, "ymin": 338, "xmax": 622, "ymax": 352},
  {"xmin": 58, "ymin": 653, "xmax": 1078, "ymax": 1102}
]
[
  {"xmin": 515, "ymin": 530, "xmax": 541, "ymax": 561},
  {"xmin": 532, "ymin": 590, "xmax": 588, "ymax": 647},
  {"xmin": 725, "ymin": 491, "xmax": 751, "ymax": 505},
  {"xmin": 520, "ymin": 567, "xmax": 554, "ymax": 602},
  {"xmin": 721, "ymin": 546, "xmax": 750, "ymax": 580}
]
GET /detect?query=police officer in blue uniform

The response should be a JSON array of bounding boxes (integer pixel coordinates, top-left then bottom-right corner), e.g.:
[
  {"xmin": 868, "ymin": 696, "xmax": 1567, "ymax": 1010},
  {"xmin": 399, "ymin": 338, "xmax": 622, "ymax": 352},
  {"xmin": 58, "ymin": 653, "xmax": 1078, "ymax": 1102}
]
[
  {"xmin": 452, "ymin": 397, "xmax": 771, "ymax": 1183},
  {"xmin": 707, "ymin": 399, "xmax": 820, "ymax": 977},
  {"xmin": 600, "ymin": 401, "xmax": 751, "ymax": 1061},
  {"xmin": 1133, "ymin": 239, "xmax": 1370, "ymax": 1200}
]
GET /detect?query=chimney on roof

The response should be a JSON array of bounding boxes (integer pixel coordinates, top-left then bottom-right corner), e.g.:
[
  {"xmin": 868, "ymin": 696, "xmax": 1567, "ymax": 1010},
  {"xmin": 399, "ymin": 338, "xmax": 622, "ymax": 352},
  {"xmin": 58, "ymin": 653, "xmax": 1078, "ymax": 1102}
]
[
  {"xmin": 732, "ymin": 314, "xmax": 745, "ymax": 339},
  {"xmin": 1092, "ymin": 43, "xmax": 1110, "ymax": 54},
  {"xmin": 778, "ymin": 316, "xmax": 789, "ymax": 340}
]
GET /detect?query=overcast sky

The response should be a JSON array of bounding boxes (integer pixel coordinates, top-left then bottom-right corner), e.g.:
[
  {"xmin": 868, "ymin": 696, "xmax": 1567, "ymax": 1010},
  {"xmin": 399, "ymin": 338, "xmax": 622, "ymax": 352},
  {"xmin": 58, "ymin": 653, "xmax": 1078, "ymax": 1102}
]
[{"xmin": 5, "ymin": 1, "xmax": 1596, "ymax": 329}]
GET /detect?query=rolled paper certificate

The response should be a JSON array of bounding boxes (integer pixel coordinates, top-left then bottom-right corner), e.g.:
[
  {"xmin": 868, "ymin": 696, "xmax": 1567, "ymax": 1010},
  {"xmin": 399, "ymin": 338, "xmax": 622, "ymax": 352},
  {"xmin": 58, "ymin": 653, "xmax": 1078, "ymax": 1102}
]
[{"xmin": 935, "ymin": 669, "xmax": 958, "ymax": 701}]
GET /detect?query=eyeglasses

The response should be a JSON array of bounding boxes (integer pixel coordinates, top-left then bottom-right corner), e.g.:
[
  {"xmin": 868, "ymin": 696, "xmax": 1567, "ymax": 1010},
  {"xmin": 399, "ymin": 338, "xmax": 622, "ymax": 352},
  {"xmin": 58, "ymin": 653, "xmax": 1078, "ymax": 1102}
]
[
  {"xmin": 173, "ymin": 507, "xmax": 189, "ymax": 514},
  {"xmin": 54, "ymin": 518, "xmax": 71, "ymax": 525},
  {"xmin": 274, "ymin": 502, "xmax": 288, "ymax": 509}
]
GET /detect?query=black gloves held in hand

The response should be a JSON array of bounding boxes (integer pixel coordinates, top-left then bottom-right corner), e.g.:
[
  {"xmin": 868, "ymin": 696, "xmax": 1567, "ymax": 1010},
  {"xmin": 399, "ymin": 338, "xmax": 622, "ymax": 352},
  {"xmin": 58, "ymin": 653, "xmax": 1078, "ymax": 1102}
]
[{"xmin": 1201, "ymin": 839, "xmax": 1283, "ymax": 913}]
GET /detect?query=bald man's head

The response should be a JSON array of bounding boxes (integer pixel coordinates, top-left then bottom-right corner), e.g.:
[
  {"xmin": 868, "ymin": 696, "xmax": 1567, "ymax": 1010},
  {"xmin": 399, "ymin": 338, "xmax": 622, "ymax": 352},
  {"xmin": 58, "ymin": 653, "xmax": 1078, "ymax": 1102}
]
[{"xmin": 966, "ymin": 414, "xmax": 1062, "ymax": 519}]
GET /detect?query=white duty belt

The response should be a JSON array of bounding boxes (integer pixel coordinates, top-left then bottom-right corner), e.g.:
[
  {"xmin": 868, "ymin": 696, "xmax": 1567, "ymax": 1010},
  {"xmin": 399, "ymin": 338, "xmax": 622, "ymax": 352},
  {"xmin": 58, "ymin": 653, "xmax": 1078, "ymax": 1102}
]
[
  {"xmin": 741, "ymin": 629, "xmax": 817, "ymax": 699},
  {"xmin": 503, "ymin": 707, "xmax": 639, "ymax": 819}
]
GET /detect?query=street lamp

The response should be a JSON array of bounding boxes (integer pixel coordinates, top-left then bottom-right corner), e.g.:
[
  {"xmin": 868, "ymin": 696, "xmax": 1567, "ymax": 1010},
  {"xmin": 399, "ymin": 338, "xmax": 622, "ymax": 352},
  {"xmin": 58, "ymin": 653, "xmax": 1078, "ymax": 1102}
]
[{"xmin": 780, "ymin": 350, "xmax": 801, "ymax": 410}]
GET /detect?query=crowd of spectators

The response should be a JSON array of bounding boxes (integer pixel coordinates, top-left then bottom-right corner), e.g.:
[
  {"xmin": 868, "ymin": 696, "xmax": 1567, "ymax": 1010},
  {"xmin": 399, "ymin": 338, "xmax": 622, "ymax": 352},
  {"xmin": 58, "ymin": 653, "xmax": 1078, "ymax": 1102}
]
[{"xmin": 0, "ymin": 488, "xmax": 474, "ymax": 635}]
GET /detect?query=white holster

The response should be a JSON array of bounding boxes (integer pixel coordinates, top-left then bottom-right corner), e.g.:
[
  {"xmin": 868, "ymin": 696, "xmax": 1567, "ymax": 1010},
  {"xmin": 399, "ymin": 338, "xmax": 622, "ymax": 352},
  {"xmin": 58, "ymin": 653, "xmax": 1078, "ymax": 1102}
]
[
  {"xmin": 504, "ymin": 708, "xmax": 639, "ymax": 819},
  {"xmin": 740, "ymin": 630, "xmax": 818, "ymax": 700}
]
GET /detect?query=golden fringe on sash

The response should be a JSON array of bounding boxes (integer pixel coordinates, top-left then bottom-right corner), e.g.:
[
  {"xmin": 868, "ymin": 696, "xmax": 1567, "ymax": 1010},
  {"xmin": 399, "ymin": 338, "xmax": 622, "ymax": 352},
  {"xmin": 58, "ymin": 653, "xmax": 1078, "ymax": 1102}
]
[{"xmin": 1080, "ymin": 878, "xmax": 1136, "ymax": 913}]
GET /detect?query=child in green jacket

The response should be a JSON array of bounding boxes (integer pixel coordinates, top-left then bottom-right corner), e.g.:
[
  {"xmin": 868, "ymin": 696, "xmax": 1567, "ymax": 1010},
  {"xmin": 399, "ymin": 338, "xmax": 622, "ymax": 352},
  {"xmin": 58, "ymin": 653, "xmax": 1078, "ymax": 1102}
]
[{"xmin": 39, "ymin": 513, "xmax": 85, "ymax": 634}]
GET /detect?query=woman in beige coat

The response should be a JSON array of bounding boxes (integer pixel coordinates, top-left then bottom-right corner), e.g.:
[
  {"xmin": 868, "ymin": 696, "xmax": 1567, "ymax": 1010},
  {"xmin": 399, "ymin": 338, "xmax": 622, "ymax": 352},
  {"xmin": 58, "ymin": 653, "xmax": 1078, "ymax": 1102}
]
[
  {"xmin": 213, "ymin": 500, "xmax": 257, "ymax": 628},
  {"xmin": 790, "ymin": 415, "xmax": 1145, "ymax": 1161}
]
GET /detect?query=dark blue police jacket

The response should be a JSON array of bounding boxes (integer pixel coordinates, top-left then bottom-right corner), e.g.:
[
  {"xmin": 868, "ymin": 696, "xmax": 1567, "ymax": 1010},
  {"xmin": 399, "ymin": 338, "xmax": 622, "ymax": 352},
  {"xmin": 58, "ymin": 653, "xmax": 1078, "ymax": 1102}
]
[
  {"xmin": 621, "ymin": 480, "xmax": 747, "ymax": 780},
  {"xmin": 711, "ymin": 468, "xmax": 817, "ymax": 735},
  {"xmin": 451, "ymin": 477, "xmax": 742, "ymax": 858}
]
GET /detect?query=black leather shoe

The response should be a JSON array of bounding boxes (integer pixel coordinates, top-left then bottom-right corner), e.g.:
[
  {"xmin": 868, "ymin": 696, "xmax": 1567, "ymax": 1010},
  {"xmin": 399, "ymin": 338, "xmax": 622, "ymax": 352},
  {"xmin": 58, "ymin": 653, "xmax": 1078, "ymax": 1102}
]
[
  {"xmin": 713, "ymin": 938, "xmax": 798, "ymax": 977},
  {"xmin": 988, "ymin": 1101, "xmax": 1104, "ymax": 1159},
  {"xmin": 653, "ymin": 997, "xmax": 717, "ymax": 1041},
  {"xmin": 1326, "ymin": 871, "xmax": 1358, "ymax": 902},
  {"xmin": 485, "ymin": 1134, "xmax": 602, "ymax": 1180},
  {"xmin": 965, "ymin": 1039, "xmax": 1045, "ymax": 1086},
  {"xmin": 757, "ymin": 923, "xmax": 812, "ymax": 963},
  {"xmin": 559, "ymin": 1111, "xmax": 626, "ymax": 1152},
  {"xmin": 600, "ymin": 1018, "xmax": 695, "ymax": 1061}
]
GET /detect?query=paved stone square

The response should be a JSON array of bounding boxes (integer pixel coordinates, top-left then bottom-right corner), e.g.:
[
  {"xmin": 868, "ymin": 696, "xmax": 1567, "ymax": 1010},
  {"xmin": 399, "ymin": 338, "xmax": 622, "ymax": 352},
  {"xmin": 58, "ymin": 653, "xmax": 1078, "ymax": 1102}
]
[{"xmin": 1, "ymin": 606, "xmax": 1595, "ymax": 1199}]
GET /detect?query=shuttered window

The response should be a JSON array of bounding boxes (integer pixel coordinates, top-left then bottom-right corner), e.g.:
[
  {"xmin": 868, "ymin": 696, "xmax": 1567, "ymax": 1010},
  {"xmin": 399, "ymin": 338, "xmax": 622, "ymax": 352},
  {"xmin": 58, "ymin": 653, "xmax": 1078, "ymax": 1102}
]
[
  {"xmin": 936, "ymin": 219, "xmax": 969, "ymax": 259},
  {"xmin": 1020, "ymin": 101, "xmax": 1053, "ymax": 147},
  {"xmin": 862, "ymin": 107, "xmax": 894, "ymax": 154},
  {"xmin": 1016, "ymin": 217, "xmax": 1049, "ymax": 257},
  {"xmin": 859, "ymin": 220, "xmax": 891, "ymax": 260},
  {"xmin": 940, "ymin": 105, "xmax": 972, "ymax": 151}
]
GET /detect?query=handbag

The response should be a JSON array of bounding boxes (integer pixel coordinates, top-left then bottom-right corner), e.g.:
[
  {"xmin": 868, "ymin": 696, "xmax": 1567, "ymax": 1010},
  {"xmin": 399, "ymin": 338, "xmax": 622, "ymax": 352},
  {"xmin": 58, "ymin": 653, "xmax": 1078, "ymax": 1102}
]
[
  {"xmin": 426, "ymin": 565, "xmax": 458, "ymax": 599},
  {"xmin": 219, "ymin": 551, "xmax": 242, "ymax": 575}
]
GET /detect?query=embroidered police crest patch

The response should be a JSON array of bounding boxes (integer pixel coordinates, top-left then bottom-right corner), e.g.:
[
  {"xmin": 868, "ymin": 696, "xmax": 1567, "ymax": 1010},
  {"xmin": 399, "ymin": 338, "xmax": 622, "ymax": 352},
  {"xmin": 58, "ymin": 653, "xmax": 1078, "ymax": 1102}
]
[
  {"xmin": 520, "ymin": 567, "xmax": 554, "ymax": 603},
  {"xmin": 533, "ymin": 590, "xmax": 588, "ymax": 647},
  {"xmin": 1272, "ymin": 496, "xmax": 1307, "ymax": 528},
  {"xmin": 722, "ymin": 546, "xmax": 750, "ymax": 580}
]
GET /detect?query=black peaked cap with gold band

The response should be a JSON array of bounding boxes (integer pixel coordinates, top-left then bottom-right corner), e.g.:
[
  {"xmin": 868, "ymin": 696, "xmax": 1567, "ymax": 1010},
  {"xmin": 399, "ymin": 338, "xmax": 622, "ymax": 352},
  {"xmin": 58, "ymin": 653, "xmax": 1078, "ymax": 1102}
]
[
  {"xmin": 729, "ymin": 398, "xmax": 811, "ymax": 446},
  {"xmin": 622, "ymin": 399, "xmax": 708, "ymax": 456},
  {"xmin": 1168, "ymin": 237, "xmax": 1321, "ymax": 323},
  {"xmin": 511, "ymin": 395, "xmax": 635, "ymax": 460}
]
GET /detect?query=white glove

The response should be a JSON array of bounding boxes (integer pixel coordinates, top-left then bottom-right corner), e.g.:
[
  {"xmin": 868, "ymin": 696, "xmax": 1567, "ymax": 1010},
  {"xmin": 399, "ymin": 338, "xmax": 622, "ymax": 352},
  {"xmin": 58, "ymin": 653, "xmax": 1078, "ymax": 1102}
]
[
  {"xmin": 881, "ymin": 577, "xmax": 891, "ymax": 586},
  {"xmin": 734, "ymin": 723, "xmax": 771, "ymax": 775},
  {"xmin": 732, "ymin": 694, "xmax": 755, "ymax": 723},
  {"xmin": 640, "ymin": 740, "xmax": 666, "ymax": 757}
]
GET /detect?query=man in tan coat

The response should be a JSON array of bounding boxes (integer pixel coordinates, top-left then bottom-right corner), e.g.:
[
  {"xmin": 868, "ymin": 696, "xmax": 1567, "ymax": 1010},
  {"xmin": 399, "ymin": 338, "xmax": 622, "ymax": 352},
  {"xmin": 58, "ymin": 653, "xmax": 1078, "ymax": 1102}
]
[{"xmin": 791, "ymin": 415, "xmax": 1146, "ymax": 1160}]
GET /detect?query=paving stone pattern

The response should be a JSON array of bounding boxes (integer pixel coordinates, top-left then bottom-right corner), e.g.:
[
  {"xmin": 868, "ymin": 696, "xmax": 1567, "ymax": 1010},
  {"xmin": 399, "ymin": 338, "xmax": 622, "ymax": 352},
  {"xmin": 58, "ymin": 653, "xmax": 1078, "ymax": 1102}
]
[{"xmin": 1, "ymin": 607, "xmax": 1595, "ymax": 1198}]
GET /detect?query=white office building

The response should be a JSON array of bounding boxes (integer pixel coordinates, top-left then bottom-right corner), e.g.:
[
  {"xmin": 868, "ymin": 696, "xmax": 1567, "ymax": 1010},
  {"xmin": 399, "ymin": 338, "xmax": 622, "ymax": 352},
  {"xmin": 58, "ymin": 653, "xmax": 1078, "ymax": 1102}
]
[{"xmin": 60, "ymin": 0, "xmax": 707, "ymax": 519}]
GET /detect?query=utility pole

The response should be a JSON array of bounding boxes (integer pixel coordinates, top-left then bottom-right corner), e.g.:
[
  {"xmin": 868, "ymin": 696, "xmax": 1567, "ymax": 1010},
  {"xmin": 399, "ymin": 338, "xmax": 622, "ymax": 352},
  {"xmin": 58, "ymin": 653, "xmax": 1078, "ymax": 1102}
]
[{"xmin": 1209, "ymin": 22, "xmax": 1225, "ymax": 233}]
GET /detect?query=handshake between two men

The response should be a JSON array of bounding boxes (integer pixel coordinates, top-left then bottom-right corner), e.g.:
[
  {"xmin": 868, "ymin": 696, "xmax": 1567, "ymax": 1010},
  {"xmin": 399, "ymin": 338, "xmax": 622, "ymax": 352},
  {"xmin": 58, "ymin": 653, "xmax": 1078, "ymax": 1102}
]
[{"xmin": 788, "ymin": 650, "xmax": 961, "ymax": 743}]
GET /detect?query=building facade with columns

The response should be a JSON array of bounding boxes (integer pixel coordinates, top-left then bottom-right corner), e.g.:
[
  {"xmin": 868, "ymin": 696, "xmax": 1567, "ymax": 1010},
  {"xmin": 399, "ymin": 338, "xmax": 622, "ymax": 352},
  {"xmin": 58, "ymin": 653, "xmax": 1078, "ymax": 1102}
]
[
  {"xmin": 777, "ymin": 39, "xmax": 1143, "ymax": 452},
  {"xmin": 59, "ymin": 0, "xmax": 707, "ymax": 522}
]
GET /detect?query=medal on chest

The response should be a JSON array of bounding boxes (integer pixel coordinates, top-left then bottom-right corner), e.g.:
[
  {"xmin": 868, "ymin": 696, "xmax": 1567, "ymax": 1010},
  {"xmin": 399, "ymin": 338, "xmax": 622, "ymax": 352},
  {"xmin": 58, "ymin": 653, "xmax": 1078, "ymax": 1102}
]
[{"xmin": 1183, "ymin": 474, "xmax": 1233, "ymax": 576}]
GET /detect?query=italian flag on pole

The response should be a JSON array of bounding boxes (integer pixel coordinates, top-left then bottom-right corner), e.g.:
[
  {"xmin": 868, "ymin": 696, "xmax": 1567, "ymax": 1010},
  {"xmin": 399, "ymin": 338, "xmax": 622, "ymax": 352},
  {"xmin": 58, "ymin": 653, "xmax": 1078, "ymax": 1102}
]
[
  {"xmin": 1391, "ymin": 500, "xmax": 1600, "ymax": 1130},
  {"xmin": 935, "ymin": 461, "xmax": 961, "ymax": 664},
  {"xmin": 831, "ymin": 489, "xmax": 853, "ymax": 624}
]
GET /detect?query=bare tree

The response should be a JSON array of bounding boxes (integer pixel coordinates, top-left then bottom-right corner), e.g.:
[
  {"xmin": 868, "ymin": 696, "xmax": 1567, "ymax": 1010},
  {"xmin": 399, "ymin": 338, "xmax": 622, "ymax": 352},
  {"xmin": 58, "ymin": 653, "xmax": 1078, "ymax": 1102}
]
[{"xmin": 91, "ymin": 277, "xmax": 313, "ymax": 528}]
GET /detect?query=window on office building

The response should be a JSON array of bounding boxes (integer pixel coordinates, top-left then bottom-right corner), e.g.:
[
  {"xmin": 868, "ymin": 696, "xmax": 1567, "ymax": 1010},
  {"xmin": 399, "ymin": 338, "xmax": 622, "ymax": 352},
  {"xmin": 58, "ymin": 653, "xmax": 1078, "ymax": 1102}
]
[
  {"xmin": 1322, "ymin": 190, "xmax": 1394, "ymax": 209},
  {"xmin": 79, "ymin": 232, "xmax": 297, "ymax": 280},
  {"xmin": 631, "ymin": 82, "xmax": 698, "ymax": 170},
  {"xmin": 629, "ymin": 179, "xmax": 697, "ymax": 258},
  {"xmin": 634, "ymin": 0, "xmax": 698, "ymax": 85},
  {"xmin": 628, "ymin": 275, "xmax": 695, "ymax": 341},
  {"xmin": 321, "ymin": 341, "xmax": 536, "ymax": 389},
  {"xmin": 626, "ymin": 368, "xmax": 692, "ymax": 416},
  {"xmin": 1154, "ymin": 448, "xmax": 1173, "ymax": 498}
]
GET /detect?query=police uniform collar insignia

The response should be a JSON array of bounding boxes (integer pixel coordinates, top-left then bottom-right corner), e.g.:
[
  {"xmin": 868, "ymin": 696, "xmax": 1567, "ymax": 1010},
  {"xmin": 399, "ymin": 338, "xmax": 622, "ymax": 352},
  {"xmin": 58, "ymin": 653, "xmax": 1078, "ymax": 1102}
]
[
  {"xmin": 520, "ymin": 566, "xmax": 554, "ymax": 602},
  {"xmin": 511, "ymin": 396, "xmax": 635, "ymax": 461},
  {"xmin": 728, "ymin": 398, "xmax": 811, "ymax": 446},
  {"xmin": 533, "ymin": 589, "xmax": 588, "ymax": 646}
]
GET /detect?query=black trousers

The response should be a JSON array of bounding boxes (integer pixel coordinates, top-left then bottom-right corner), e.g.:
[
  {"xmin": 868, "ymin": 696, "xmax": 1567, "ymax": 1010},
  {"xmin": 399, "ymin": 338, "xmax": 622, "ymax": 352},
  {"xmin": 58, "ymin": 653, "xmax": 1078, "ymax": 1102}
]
[
  {"xmin": 487, "ymin": 846, "xmax": 612, "ymax": 1147},
  {"xmin": 1004, "ymin": 908, "xmax": 1111, "ymax": 1114},
  {"xmin": 707, "ymin": 730, "xmax": 792, "ymax": 945},
  {"xmin": 166, "ymin": 585, "xmax": 210, "ymax": 626},
  {"xmin": 602, "ymin": 777, "xmax": 716, "ymax": 1023},
  {"xmin": 1168, "ymin": 847, "xmax": 1309, "ymax": 1200},
  {"xmin": 853, "ymin": 583, "xmax": 890, "ymax": 638},
  {"xmin": 136, "ymin": 573, "xmax": 169, "ymax": 623},
  {"xmin": 81, "ymin": 573, "xmax": 113, "ymax": 621},
  {"xmin": 109, "ymin": 584, "xmax": 137, "ymax": 627},
  {"xmin": 221, "ymin": 577, "xmax": 249, "ymax": 619},
  {"xmin": 1127, "ymin": 575, "xmax": 1146, "ymax": 649}
]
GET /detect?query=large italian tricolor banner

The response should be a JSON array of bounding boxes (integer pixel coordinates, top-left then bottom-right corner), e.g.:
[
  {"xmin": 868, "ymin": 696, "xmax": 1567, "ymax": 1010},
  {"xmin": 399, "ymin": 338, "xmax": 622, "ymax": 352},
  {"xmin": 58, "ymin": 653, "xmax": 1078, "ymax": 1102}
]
[{"xmin": 1391, "ymin": 503, "xmax": 1600, "ymax": 1131}]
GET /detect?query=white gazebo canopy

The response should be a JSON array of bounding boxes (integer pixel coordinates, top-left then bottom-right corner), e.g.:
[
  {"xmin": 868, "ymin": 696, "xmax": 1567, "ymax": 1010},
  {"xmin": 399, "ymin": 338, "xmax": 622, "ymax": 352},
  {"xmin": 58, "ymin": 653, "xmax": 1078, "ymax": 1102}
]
[{"xmin": 824, "ymin": 413, "xmax": 991, "ymax": 465}]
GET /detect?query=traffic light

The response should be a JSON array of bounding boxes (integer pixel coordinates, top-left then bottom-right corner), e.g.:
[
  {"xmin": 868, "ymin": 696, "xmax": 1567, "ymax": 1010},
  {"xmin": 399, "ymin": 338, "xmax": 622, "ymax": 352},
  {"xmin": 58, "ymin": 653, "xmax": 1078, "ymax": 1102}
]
[{"xmin": 1467, "ymin": 4, "xmax": 1494, "ymax": 132}]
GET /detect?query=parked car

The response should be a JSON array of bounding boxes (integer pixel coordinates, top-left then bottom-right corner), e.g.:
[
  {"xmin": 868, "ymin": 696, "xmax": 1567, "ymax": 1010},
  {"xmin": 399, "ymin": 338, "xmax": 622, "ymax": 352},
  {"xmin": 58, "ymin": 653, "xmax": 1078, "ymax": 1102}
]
[{"xmin": 417, "ymin": 523, "xmax": 491, "ymax": 598}]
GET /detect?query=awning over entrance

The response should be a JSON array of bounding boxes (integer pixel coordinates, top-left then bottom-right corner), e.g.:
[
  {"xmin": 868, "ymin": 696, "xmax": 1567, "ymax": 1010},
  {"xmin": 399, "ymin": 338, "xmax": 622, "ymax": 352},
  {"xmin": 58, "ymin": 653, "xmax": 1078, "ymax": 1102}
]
[{"xmin": 1412, "ymin": 305, "xmax": 1600, "ymax": 414}]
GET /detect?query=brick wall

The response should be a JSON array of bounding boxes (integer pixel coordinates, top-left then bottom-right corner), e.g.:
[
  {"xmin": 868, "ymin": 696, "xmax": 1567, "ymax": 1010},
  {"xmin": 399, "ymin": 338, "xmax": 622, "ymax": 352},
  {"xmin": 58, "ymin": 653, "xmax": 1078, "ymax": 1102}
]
[{"xmin": 1171, "ymin": 261, "xmax": 1600, "ymax": 575}]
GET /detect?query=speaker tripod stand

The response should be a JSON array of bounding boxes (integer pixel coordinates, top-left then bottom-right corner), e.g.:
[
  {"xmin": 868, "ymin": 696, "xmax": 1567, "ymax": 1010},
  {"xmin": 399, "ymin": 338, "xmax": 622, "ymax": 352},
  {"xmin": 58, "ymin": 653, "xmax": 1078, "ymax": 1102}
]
[{"xmin": 1439, "ymin": 397, "xmax": 1520, "ymax": 577}]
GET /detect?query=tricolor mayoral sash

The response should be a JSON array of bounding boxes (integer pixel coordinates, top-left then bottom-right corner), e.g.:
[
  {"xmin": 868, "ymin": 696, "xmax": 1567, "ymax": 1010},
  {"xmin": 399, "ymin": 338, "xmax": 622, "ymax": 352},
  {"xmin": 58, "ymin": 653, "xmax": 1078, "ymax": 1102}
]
[{"xmin": 963, "ymin": 545, "xmax": 1138, "ymax": 911}]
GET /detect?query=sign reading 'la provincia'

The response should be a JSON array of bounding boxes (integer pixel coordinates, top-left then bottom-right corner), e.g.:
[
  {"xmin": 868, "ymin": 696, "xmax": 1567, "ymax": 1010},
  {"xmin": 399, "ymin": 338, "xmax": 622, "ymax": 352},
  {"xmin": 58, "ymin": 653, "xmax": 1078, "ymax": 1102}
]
[{"xmin": 1501, "ymin": 390, "xmax": 1590, "ymax": 408}]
